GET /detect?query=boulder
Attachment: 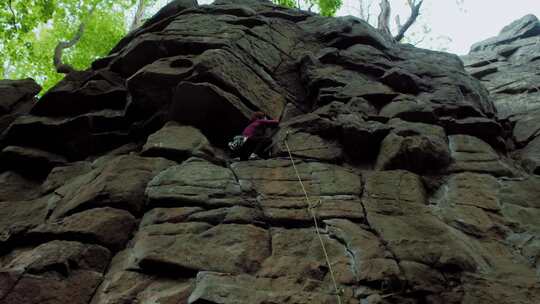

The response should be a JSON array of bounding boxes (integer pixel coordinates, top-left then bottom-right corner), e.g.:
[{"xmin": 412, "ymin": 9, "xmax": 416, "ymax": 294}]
[
  {"xmin": 188, "ymin": 271, "xmax": 341, "ymax": 304},
  {"xmin": 471, "ymin": 15, "xmax": 540, "ymax": 52},
  {"xmin": 379, "ymin": 98, "xmax": 437, "ymax": 123},
  {"xmin": 41, "ymin": 161, "xmax": 93, "ymax": 194},
  {"xmin": 0, "ymin": 196, "xmax": 50, "ymax": 251},
  {"xmin": 376, "ymin": 119, "xmax": 450, "ymax": 173},
  {"xmin": 0, "ymin": 171, "xmax": 41, "ymax": 202},
  {"xmin": 375, "ymin": 132, "xmax": 451, "ymax": 174},
  {"xmin": 521, "ymin": 136, "xmax": 540, "ymax": 174},
  {"xmin": 89, "ymin": 250, "xmax": 193, "ymax": 304},
  {"xmin": 498, "ymin": 176, "xmax": 540, "ymax": 231},
  {"xmin": 380, "ymin": 67, "xmax": 423, "ymax": 94},
  {"xmin": 131, "ymin": 223, "xmax": 270, "ymax": 274},
  {"xmin": 0, "ymin": 240, "xmax": 110, "ymax": 304},
  {"xmin": 0, "ymin": 79, "xmax": 40, "ymax": 116},
  {"xmin": 0, "ymin": 145, "xmax": 67, "ymax": 178},
  {"xmin": 141, "ymin": 121, "xmax": 215, "ymax": 162},
  {"xmin": 50, "ymin": 155, "xmax": 175, "ymax": 219},
  {"xmin": 447, "ymin": 135, "xmax": 517, "ymax": 177},
  {"xmin": 31, "ymin": 70, "xmax": 127, "ymax": 117},
  {"xmin": 2, "ymin": 112, "xmax": 130, "ymax": 160},
  {"xmin": 273, "ymin": 129, "xmax": 344, "ymax": 161},
  {"xmin": 513, "ymin": 113, "xmax": 540, "ymax": 146},
  {"xmin": 146, "ymin": 158, "xmax": 244, "ymax": 209},
  {"xmin": 30, "ymin": 207, "xmax": 137, "ymax": 251}
]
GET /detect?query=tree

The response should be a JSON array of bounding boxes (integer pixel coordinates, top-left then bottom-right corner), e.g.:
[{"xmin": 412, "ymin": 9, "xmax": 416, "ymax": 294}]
[
  {"xmin": 274, "ymin": 0, "xmax": 424, "ymax": 41},
  {"xmin": 273, "ymin": 0, "xmax": 343, "ymax": 17},
  {"xmin": 0, "ymin": 0, "xmax": 137, "ymax": 92}
]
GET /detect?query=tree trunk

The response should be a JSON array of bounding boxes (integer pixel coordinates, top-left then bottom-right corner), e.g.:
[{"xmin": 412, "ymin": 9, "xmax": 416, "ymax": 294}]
[
  {"xmin": 130, "ymin": 0, "xmax": 147, "ymax": 31},
  {"xmin": 394, "ymin": 0, "xmax": 424, "ymax": 42},
  {"xmin": 8, "ymin": 0, "xmax": 18, "ymax": 29},
  {"xmin": 377, "ymin": 0, "xmax": 391, "ymax": 36},
  {"xmin": 53, "ymin": 7, "xmax": 95, "ymax": 74}
]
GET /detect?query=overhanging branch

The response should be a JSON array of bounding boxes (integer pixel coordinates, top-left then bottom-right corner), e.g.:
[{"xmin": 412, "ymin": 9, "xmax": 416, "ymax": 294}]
[
  {"xmin": 53, "ymin": 6, "xmax": 96, "ymax": 74},
  {"xmin": 8, "ymin": 0, "xmax": 17, "ymax": 29},
  {"xmin": 394, "ymin": 0, "xmax": 423, "ymax": 42}
]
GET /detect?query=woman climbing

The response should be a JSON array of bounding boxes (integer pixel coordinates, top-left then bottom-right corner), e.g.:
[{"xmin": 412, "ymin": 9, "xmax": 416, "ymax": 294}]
[{"xmin": 231, "ymin": 111, "xmax": 279, "ymax": 160}]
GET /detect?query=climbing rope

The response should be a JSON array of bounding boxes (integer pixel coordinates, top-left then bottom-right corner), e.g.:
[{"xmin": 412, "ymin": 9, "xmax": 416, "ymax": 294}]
[{"xmin": 283, "ymin": 134, "xmax": 343, "ymax": 304}]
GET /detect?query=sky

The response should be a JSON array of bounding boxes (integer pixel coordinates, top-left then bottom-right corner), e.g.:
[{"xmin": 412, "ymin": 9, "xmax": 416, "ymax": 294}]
[
  {"xmin": 335, "ymin": 0, "xmax": 540, "ymax": 54},
  {"xmin": 151, "ymin": 0, "xmax": 540, "ymax": 55}
]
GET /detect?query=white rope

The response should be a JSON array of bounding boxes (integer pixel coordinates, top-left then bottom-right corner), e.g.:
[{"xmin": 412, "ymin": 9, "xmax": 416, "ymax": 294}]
[{"xmin": 283, "ymin": 138, "xmax": 343, "ymax": 304}]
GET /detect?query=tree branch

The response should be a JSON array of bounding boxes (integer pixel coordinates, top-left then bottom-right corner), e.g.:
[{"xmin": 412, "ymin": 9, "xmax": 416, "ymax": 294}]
[
  {"xmin": 377, "ymin": 0, "xmax": 391, "ymax": 36},
  {"xmin": 394, "ymin": 0, "xmax": 423, "ymax": 42},
  {"xmin": 358, "ymin": 0, "xmax": 365, "ymax": 20},
  {"xmin": 7, "ymin": 0, "xmax": 17, "ymax": 29},
  {"xmin": 366, "ymin": 0, "xmax": 373, "ymax": 23},
  {"xmin": 130, "ymin": 0, "xmax": 147, "ymax": 31},
  {"xmin": 53, "ymin": 6, "xmax": 96, "ymax": 74}
]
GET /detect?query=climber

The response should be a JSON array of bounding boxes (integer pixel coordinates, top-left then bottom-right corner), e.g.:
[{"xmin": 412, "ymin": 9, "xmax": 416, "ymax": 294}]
[{"xmin": 229, "ymin": 111, "xmax": 279, "ymax": 160}]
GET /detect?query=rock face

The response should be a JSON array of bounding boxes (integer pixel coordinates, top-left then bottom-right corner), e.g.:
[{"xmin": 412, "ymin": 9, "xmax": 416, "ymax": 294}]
[
  {"xmin": 0, "ymin": 79, "xmax": 41, "ymax": 137},
  {"xmin": 463, "ymin": 14, "xmax": 540, "ymax": 174},
  {"xmin": 0, "ymin": 2, "xmax": 539, "ymax": 304}
]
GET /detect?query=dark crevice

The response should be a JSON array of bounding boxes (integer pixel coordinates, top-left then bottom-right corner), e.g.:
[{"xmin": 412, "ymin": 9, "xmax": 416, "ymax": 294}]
[
  {"xmin": 136, "ymin": 259, "xmax": 199, "ymax": 279},
  {"xmin": 186, "ymin": 72, "xmax": 260, "ymax": 112}
]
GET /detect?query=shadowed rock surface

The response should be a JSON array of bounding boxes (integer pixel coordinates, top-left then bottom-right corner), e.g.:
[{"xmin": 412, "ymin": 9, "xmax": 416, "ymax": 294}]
[{"xmin": 0, "ymin": 2, "xmax": 539, "ymax": 303}]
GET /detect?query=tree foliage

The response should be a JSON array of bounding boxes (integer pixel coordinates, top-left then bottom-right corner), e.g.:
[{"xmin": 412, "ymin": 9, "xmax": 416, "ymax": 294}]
[
  {"xmin": 273, "ymin": 0, "xmax": 343, "ymax": 17},
  {"xmin": 0, "ymin": 0, "xmax": 137, "ymax": 92}
]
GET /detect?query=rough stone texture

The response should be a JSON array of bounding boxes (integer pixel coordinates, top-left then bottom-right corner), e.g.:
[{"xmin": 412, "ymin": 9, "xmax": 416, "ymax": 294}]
[
  {"xmin": 0, "ymin": 79, "xmax": 40, "ymax": 135},
  {"xmin": 0, "ymin": 2, "xmax": 539, "ymax": 304},
  {"xmin": 375, "ymin": 119, "xmax": 451, "ymax": 174},
  {"xmin": 463, "ymin": 14, "xmax": 540, "ymax": 174},
  {"xmin": 0, "ymin": 171, "xmax": 41, "ymax": 202},
  {"xmin": 29, "ymin": 207, "xmax": 137, "ymax": 251},
  {"xmin": 447, "ymin": 135, "xmax": 517, "ymax": 177},
  {"xmin": 141, "ymin": 121, "xmax": 216, "ymax": 162},
  {"xmin": 0, "ymin": 240, "xmax": 110, "ymax": 304},
  {"xmin": 0, "ymin": 145, "xmax": 68, "ymax": 178},
  {"xmin": 50, "ymin": 155, "xmax": 175, "ymax": 219}
]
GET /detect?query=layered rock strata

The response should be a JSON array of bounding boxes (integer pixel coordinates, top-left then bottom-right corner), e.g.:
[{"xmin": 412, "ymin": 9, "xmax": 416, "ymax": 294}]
[
  {"xmin": 0, "ymin": 1, "xmax": 539, "ymax": 304},
  {"xmin": 463, "ymin": 14, "xmax": 540, "ymax": 174}
]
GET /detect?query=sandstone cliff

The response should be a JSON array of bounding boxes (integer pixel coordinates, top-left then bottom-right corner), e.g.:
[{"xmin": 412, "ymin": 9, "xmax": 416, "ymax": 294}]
[{"xmin": 0, "ymin": 1, "xmax": 539, "ymax": 303}]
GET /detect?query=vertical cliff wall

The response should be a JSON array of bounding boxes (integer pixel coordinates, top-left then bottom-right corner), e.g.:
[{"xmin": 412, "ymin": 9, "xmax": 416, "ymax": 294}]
[
  {"xmin": 463, "ymin": 14, "xmax": 540, "ymax": 174},
  {"xmin": 0, "ymin": 1, "xmax": 539, "ymax": 304}
]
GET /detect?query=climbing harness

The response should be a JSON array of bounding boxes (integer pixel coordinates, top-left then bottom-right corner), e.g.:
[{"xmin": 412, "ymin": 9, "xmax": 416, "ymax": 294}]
[{"xmin": 283, "ymin": 131, "xmax": 343, "ymax": 304}]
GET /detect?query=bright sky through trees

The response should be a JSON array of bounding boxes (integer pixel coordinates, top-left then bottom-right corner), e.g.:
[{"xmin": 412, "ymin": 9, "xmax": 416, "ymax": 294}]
[{"xmin": 336, "ymin": 0, "xmax": 540, "ymax": 54}]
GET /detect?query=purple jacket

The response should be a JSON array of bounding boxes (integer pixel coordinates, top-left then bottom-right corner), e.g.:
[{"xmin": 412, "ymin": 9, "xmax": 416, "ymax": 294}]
[{"xmin": 242, "ymin": 119, "xmax": 279, "ymax": 138}]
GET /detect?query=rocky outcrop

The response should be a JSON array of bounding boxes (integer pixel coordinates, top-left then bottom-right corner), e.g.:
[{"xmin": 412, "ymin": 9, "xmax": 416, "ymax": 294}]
[
  {"xmin": 0, "ymin": 79, "xmax": 40, "ymax": 137},
  {"xmin": 0, "ymin": 1, "xmax": 539, "ymax": 304},
  {"xmin": 463, "ymin": 14, "xmax": 540, "ymax": 174}
]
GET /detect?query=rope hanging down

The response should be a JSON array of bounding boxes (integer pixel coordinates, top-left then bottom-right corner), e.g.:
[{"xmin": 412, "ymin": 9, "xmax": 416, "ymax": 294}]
[{"xmin": 283, "ymin": 134, "xmax": 343, "ymax": 304}]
